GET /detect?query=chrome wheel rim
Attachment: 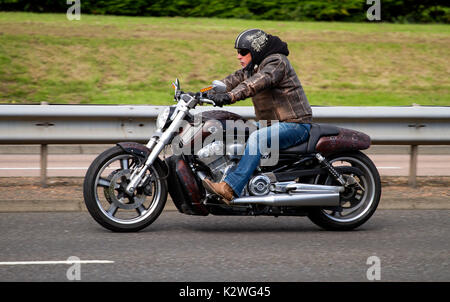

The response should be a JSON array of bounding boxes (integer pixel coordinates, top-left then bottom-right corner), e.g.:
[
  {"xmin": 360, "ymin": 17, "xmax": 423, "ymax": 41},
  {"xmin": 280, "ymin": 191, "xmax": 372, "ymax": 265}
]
[
  {"xmin": 315, "ymin": 156, "xmax": 376, "ymax": 223},
  {"xmin": 93, "ymin": 154, "xmax": 162, "ymax": 225}
]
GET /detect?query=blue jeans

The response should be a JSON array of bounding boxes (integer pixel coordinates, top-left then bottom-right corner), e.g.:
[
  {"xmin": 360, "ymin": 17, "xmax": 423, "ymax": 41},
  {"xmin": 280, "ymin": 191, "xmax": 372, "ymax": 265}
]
[{"xmin": 224, "ymin": 122, "xmax": 311, "ymax": 197}]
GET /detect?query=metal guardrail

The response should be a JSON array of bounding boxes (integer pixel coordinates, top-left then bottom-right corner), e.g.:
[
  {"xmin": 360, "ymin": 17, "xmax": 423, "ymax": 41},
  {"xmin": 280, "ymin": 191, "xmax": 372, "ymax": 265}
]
[
  {"xmin": 1, "ymin": 104, "xmax": 449, "ymax": 187},
  {"xmin": 1, "ymin": 105, "xmax": 449, "ymax": 144}
]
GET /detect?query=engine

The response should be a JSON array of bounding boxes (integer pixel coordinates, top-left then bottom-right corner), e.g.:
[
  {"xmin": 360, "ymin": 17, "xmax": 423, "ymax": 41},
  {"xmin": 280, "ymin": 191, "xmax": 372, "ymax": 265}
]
[{"xmin": 196, "ymin": 141, "xmax": 244, "ymax": 182}]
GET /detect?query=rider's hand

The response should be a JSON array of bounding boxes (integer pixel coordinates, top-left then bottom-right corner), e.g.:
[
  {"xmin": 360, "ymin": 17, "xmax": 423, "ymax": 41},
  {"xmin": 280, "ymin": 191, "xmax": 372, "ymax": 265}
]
[{"xmin": 207, "ymin": 92, "xmax": 232, "ymax": 107}]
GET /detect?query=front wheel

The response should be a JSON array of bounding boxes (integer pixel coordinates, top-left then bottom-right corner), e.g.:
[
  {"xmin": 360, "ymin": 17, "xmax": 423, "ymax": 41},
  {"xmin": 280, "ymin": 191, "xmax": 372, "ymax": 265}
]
[
  {"xmin": 308, "ymin": 151, "xmax": 381, "ymax": 231},
  {"xmin": 83, "ymin": 146, "xmax": 168, "ymax": 232}
]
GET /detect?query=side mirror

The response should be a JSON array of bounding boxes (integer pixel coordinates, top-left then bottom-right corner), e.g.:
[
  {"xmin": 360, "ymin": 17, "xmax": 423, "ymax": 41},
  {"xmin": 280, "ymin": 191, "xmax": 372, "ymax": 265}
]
[{"xmin": 212, "ymin": 80, "xmax": 227, "ymax": 93}]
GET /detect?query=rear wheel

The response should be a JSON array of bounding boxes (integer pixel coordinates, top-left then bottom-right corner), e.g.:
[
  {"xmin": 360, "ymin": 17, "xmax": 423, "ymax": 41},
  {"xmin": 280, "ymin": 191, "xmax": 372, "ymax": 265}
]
[
  {"xmin": 308, "ymin": 151, "xmax": 381, "ymax": 231},
  {"xmin": 83, "ymin": 146, "xmax": 168, "ymax": 232}
]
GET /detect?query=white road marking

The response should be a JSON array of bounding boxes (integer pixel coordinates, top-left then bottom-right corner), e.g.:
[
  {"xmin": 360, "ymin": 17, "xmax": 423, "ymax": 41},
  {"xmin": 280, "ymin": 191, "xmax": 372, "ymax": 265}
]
[
  {"xmin": 0, "ymin": 260, "xmax": 114, "ymax": 265},
  {"xmin": 0, "ymin": 167, "xmax": 88, "ymax": 170},
  {"xmin": 377, "ymin": 167, "xmax": 402, "ymax": 169},
  {"xmin": 0, "ymin": 167, "xmax": 120, "ymax": 170}
]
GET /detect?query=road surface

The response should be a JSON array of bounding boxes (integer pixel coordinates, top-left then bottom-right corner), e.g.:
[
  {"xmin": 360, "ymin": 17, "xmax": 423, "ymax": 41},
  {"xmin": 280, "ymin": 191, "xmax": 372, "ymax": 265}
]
[{"xmin": 0, "ymin": 210, "xmax": 448, "ymax": 282}]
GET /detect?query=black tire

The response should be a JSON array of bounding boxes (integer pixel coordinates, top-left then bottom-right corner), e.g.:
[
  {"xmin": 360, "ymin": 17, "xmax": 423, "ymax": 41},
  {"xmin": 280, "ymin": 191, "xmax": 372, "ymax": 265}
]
[
  {"xmin": 308, "ymin": 151, "xmax": 381, "ymax": 231},
  {"xmin": 83, "ymin": 146, "xmax": 168, "ymax": 232}
]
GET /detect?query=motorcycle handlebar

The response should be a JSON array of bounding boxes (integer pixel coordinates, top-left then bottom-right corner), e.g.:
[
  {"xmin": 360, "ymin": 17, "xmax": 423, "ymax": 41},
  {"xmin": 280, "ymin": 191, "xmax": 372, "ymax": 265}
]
[
  {"xmin": 177, "ymin": 91, "xmax": 218, "ymax": 107},
  {"xmin": 199, "ymin": 98, "xmax": 216, "ymax": 106},
  {"xmin": 194, "ymin": 91, "xmax": 218, "ymax": 106}
]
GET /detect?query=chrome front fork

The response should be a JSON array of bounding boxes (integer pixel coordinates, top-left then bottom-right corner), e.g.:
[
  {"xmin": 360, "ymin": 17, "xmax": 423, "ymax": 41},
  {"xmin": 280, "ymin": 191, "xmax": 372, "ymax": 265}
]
[{"xmin": 125, "ymin": 110, "xmax": 187, "ymax": 195}]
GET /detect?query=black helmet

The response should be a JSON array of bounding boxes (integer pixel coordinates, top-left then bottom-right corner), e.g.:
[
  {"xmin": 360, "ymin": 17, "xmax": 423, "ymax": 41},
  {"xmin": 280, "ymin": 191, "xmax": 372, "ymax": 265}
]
[
  {"xmin": 234, "ymin": 29, "xmax": 289, "ymax": 75},
  {"xmin": 234, "ymin": 29, "xmax": 269, "ymax": 54}
]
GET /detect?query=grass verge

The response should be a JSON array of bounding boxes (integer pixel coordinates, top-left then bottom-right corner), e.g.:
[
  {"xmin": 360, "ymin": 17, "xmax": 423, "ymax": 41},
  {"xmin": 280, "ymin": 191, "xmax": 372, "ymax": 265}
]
[{"xmin": 0, "ymin": 12, "xmax": 449, "ymax": 106}]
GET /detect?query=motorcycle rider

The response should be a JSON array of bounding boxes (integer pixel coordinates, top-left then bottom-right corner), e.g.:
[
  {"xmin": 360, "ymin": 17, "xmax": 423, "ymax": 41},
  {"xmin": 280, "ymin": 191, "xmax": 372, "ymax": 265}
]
[{"xmin": 203, "ymin": 29, "xmax": 313, "ymax": 204}]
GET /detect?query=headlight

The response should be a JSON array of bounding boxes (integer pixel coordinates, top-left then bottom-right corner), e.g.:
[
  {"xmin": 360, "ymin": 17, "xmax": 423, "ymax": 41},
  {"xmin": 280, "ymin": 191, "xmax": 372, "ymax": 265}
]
[
  {"xmin": 156, "ymin": 106, "xmax": 176, "ymax": 130},
  {"xmin": 156, "ymin": 107, "xmax": 171, "ymax": 130}
]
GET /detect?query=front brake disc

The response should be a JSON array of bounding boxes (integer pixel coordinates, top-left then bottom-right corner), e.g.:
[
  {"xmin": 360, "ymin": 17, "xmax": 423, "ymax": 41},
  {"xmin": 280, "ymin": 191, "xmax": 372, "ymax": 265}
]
[{"xmin": 104, "ymin": 169, "xmax": 146, "ymax": 210}]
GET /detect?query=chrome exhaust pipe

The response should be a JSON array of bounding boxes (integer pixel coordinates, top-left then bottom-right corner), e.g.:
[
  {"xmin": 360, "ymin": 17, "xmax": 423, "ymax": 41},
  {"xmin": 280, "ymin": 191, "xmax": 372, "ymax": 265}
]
[
  {"xmin": 230, "ymin": 191, "xmax": 340, "ymax": 207},
  {"xmin": 271, "ymin": 182, "xmax": 344, "ymax": 193}
]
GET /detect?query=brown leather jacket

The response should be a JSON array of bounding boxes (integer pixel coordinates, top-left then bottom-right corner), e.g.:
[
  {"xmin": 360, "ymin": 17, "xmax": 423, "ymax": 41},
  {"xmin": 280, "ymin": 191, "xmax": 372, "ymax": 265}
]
[{"xmin": 222, "ymin": 53, "xmax": 312, "ymax": 124}]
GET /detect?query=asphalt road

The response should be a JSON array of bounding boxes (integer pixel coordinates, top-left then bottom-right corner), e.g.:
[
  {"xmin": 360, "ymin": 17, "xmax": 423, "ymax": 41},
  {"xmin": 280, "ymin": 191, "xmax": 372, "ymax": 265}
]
[{"xmin": 0, "ymin": 210, "xmax": 448, "ymax": 282}]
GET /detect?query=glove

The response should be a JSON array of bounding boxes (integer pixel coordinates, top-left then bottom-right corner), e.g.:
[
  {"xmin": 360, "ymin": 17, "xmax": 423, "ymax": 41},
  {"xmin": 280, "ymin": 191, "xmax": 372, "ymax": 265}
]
[{"xmin": 208, "ymin": 92, "xmax": 232, "ymax": 107}]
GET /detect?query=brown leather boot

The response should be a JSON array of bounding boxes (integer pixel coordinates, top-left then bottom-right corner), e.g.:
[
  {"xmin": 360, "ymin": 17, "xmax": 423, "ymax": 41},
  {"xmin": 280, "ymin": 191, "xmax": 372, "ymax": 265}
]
[{"xmin": 202, "ymin": 179, "xmax": 234, "ymax": 205}]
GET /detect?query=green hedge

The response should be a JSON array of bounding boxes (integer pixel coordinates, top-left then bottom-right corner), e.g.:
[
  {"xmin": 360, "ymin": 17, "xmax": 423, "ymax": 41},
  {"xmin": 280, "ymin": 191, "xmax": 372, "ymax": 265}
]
[{"xmin": 1, "ymin": 0, "xmax": 449, "ymax": 23}]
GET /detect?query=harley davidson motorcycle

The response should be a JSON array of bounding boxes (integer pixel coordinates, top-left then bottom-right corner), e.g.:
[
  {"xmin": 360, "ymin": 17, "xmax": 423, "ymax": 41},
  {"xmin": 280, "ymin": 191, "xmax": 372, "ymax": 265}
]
[{"xmin": 83, "ymin": 79, "xmax": 381, "ymax": 232}]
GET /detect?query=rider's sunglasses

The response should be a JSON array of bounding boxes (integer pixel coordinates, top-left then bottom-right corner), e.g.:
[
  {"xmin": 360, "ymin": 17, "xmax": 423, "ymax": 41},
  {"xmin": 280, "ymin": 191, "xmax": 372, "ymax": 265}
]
[{"xmin": 237, "ymin": 48, "xmax": 250, "ymax": 56}]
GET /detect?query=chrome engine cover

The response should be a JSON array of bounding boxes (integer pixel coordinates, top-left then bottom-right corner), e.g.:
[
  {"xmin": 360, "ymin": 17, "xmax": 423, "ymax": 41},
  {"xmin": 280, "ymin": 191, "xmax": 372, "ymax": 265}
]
[
  {"xmin": 197, "ymin": 141, "xmax": 243, "ymax": 182},
  {"xmin": 248, "ymin": 174, "xmax": 271, "ymax": 196}
]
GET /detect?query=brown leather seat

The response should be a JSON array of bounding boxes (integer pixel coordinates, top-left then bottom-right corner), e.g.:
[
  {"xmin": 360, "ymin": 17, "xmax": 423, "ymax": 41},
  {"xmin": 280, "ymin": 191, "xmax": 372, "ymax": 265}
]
[{"xmin": 280, "ymin": 124, "xmax": 340, "ymax": 154}]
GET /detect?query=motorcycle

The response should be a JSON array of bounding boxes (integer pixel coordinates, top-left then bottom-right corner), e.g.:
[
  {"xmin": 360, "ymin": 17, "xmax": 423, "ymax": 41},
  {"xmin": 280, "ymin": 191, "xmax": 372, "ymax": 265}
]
[{"xmin": 83, "ymin": 79, "xmax": 381, "ymax": 232}]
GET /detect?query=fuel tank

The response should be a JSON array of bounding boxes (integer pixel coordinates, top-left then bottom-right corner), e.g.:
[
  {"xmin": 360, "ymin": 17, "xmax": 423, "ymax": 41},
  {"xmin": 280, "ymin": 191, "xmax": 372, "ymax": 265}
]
[{"xmin": 178, "ymin": 110, "xmax": 256, "ymax": 153}]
